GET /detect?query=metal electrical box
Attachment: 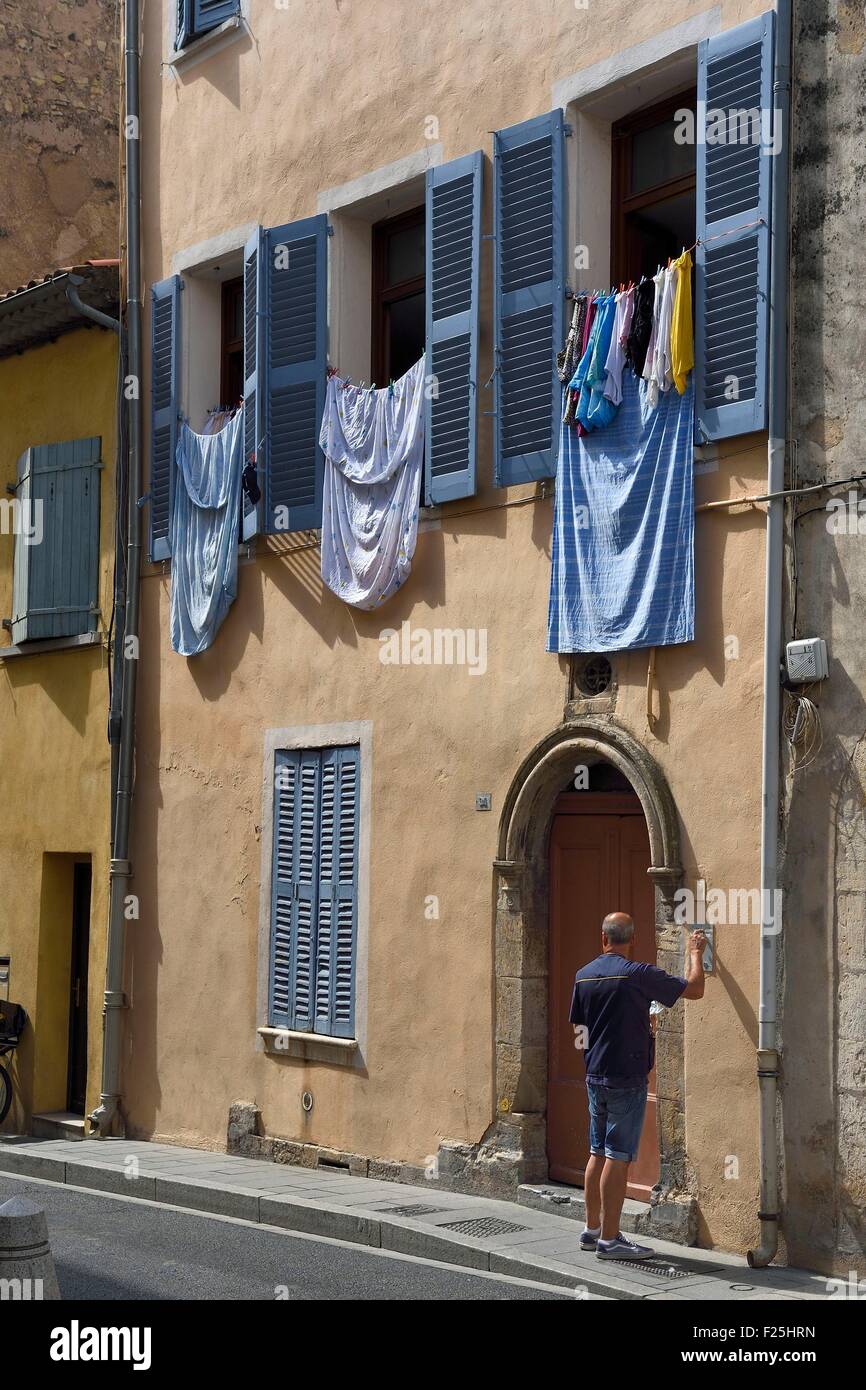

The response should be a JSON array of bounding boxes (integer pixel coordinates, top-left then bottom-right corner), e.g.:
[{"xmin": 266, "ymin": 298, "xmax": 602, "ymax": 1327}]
[{"xmin": 786, "ymin": 637, "xmax": 828, "ymax": 684}]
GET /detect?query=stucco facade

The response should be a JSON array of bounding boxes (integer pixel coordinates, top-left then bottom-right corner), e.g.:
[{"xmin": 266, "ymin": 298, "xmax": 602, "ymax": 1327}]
[
  {"xmin": 0, "ymin": 0, "xmax": 118, "ymax": 287},
  {"xmin": 125, "ymin": 0, "xmax": 793, "ymax": 1263},
  {"xmin": 783, "ymin": 0, "xmax": 866, "ymax": 1277},
  {"xmin": 0, "ymin": 325, "xmax": 118, "ymax": 1129}
]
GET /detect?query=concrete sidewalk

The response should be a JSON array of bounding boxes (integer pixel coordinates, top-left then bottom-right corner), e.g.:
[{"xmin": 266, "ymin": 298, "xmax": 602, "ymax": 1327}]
[{"xmin": 0, "ymin": 1135, "xmax": 828, "ymax": 1301}]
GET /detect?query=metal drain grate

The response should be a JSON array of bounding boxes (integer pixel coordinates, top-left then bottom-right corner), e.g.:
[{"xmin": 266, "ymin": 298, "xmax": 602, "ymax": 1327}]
[
  {"xmin": 381, "ymin": 1203, "xmax": 449, "ymax": 1217},
  {"xmin": 617, "ymin": 1262, "xmax": 722, "ymax": 1278},
  {"xmin": 439, "ymin": 1216, "xmax": 529, "ymax": 1238}
]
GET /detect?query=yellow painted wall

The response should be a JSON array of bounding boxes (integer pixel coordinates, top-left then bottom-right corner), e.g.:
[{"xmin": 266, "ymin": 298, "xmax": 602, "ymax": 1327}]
[
  {"xmin": 129, "ymin": 0, "xmax": 774, "ymax": 1255},
  {"xmin": 0, "ymin": 326, "xmax": 116, "ymax": 1128}
]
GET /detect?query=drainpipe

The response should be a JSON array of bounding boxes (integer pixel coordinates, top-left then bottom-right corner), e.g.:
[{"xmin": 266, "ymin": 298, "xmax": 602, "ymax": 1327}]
[
  {"xmin": 748, "ymin": 0, "xmax": 792, "ymax": 1268},
  {"xmin": 89, "ymin": 0, "xmax": 143, "ymax": 1138}
]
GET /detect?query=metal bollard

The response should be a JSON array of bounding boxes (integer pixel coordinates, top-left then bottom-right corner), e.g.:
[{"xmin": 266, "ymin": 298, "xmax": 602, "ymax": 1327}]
[{"xmin": 0, "ymin": 1195, "xmax": 61, "ymax": 1300}]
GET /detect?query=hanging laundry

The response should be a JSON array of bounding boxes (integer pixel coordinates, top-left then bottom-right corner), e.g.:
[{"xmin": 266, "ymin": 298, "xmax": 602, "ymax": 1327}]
[
  {"xmin": 602, "ymin": 287, "xmax": 634, "ymax": 406},
  {"xmin": 170, "ymin": 410, "xmax": 244, "ymax": 657},
  {"xmin": 557, "ymin": 295, "xmax": 588, "ymax": 387},
  {"xmin": 319, "ymin": 356, "xmax": 425, "ymax": 610},
  {"xmin": 670, "ymin": 249, "xmax": 694, "ymax": 395},
  {"xmin": 642, "ymin": 268, "xmax": 665, "ymax": 403},
  {"xmin": 571, "ymin": 293, "xmax": 598, "ymax": 431},
  {"xmin": 547, "ymin": 371, "xmax": 695, "ymax": 654},
  {"xmin": 646, "ymin": 264, "xmax": 677, "ymax": 408},
  {"xmin": 573, "ymin": 292, "xmax": 620, "ymax": 432},
  {"xmin": 626, "ymin": 278, "xmax": 654, "ymax": 378}
]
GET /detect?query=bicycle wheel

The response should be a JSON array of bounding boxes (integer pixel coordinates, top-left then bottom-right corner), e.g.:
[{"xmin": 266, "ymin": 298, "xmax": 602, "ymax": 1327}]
[{"xmin": 0, "ymin": 1062, "xmax": 12, "ymax": 1125}]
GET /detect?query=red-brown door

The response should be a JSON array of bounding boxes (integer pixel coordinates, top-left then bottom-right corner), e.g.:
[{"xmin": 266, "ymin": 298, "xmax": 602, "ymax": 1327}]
[{"xmin": 547, "ymin": 793, "xmax": 660, "ymax": 1200}]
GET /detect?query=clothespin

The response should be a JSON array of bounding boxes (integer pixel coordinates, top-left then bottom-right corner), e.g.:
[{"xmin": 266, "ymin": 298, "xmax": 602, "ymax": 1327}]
[{"xmin": 388, "ymin": 378, "xmax": 394, "ymax": 397}]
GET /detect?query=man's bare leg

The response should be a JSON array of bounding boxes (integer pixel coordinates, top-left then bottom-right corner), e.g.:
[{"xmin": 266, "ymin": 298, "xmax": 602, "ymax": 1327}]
[
  {"xmin": 599, "ymin": 1157, "xmax": 630, "ymax": 1240},
  {"xmin": 584, "ymin": 1153, "xmax": 604, "ymax": 1230}
]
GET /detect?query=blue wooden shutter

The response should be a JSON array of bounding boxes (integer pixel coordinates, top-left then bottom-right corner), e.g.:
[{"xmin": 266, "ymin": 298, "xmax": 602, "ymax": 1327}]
[
  {"xmin": 242, "ymin": 227, "xmax": 263, "ymax": 540},
  {"xmin": 175, "ymin": 0, "xmax": 190, "ymax": 49},
  {"xmin": 11, "ymin": 439, "xmax": 101, "ymax": 643},
  {"xmin": 493, "ymin": 110, "xmax": 565, "ymax": 486},
  {"xmin": 263, "ymin": 216, "xmax": 328, "ymax": 534},
  {"xmin": 269, "ymin": 750, "xmax": 320, "ymax": 1031},
  {"xmin": 424, "ymin": 152, "xmax": 483, "ymax": 505},
  {"xmin": 149, "ymin": 275, "xmax": 181, "ymax": 562},
  {"xmin": 695, "ymin": 11, "xmax": 774, "ymax": 441},
  {"xmin": 192, "ymin": 0, "xmax": 239, "ymax": 35},
  {"xmin": 313, "ymin": 746, "xmax": 360, "ymax": 1038}
]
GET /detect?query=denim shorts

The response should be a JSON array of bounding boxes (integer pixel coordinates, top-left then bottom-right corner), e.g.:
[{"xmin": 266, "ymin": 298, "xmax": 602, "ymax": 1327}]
[{"xmin": 587, "ymin": 1082, "xmax": 648, "ymax": 1163}]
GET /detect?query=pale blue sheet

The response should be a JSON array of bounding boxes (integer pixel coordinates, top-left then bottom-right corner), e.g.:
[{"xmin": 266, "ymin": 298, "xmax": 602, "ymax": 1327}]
[
  {"xmin": 547, "ymin": 371, "xmax": 694, "ymax": 653},
  {"xmin": 170, "ymin": 412, "xmax": 244, "ymax": 657}
]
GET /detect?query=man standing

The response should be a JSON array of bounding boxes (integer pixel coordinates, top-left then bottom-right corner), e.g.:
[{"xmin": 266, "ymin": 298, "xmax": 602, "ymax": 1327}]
[{"xmin": 569, "ymin": 911, "xmax": 707, "ymax": 1261}]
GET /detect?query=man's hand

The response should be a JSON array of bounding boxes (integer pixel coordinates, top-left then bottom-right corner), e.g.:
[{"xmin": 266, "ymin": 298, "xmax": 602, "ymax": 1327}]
[{"xmin": 682, "ymin": 929, "xmax": 708, "ymax": 999}]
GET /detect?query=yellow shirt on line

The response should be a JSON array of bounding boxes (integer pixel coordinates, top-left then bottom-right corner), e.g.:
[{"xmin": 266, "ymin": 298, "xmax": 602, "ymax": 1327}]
[{"xmin": 670, "ymin": 249, "xmax": 694, "ymax": 395}]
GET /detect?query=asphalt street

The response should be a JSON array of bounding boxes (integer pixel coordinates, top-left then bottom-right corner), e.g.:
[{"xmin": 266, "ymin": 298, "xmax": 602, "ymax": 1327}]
[{"xmin": 1, "ymin": 1175, "xmax": 573, "ymax": 1301}]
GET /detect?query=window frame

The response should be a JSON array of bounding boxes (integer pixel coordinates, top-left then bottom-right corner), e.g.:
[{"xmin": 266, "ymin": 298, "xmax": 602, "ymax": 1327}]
[
  {"xmin": 175, "ymin": 0, "xmax": 240, "ymax": 53},
  {"xmin": 610, "ymin": 87, "xmax": 697, "ymax": 286},
  {"xmin": 257, "ymin": 722, "xmax": 371, "ymax": 1064}
]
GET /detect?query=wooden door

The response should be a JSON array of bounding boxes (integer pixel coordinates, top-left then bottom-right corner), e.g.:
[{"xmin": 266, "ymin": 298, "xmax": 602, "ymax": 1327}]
[{"xmin": 547, "ymin": 794, "xmax": 659, "ymax": 1200}]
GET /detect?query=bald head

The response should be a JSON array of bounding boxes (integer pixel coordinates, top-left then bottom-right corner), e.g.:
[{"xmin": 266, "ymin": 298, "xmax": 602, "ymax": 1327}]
[{"xmin": 602, "ymin": 912, "xmax": 635, "ymax": 948}]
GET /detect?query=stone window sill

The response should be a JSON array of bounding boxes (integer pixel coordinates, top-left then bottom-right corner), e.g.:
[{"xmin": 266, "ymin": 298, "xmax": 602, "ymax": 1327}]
[
  {"xmin": 0, "ymin": 631, "xmax": 104, "ymax": 661},
  {"xmin": 258, "ymin": 1026, "xmax": 358, "ymax": 1063},
  {"xmin": 168, "ymin": 16, "xmax": 243, "ymax": 72}
]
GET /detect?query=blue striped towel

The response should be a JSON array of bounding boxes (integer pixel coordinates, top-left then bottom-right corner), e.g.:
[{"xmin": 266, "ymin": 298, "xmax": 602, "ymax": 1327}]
[{"xmin": 547, "ymin": 371, "xmax": 695, "ymax": 653}]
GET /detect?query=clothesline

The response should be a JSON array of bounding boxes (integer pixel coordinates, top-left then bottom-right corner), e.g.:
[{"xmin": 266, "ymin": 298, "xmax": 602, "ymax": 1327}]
[{"xmin": 565, "ymin": 216, "xmax": 766, "ymax": 301}]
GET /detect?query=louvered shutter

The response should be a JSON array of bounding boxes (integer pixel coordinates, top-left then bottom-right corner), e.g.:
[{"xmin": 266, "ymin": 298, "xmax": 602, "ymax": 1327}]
[
  {"xmin": 313, "ymin": 746, "xmax": 360, "ymax": 1038},
  {"xmin": 269, "ymin": 750, "xmax": 320, "ymax": 1031},
  {"xmin": 695, "ymin": 11, "xmax": 774, "ymax": 441},
  {"xmin": 11, "ymin": 438, "xmax": 101, "ymax": 643},
  {"xmin": 149, "ymin": 275, "xmax": 181, "ymax": 562},
  {"xmin": 424, "ymin": 152, "xmax": 483, "ymax": 505},
  {"xmin": 262, "ymin": 215, "xmax": 328, "ymax": 534},
  {"xmin": 242, "ymin": 227, "xmax": 263, "ymax": 540},
  {"xmin": 493, "ymin": 110, "xmax": 565, "ymax": 486},
  {"xmin": 175, "ymin": 0, "xmax": 190, "ymax": 50},
  {"xmin": 192, "ymin": 0, "xmax": 239, "ymax": 35}
]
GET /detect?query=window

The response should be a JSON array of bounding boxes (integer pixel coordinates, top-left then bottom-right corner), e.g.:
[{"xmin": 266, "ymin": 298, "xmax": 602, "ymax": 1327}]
[
  {"xmin": 268, "ymin": 746, "xmax": 360, "ymax": 1039},
  {"xmin": 611, "ymin": 91, "xmax": 696, "ymax": 285},
  {"xmin": 220, "ymin": 275, "xmax": 244, "ymax": 410},
  {"xmin": 371, "ymin": 207, "xmax": 426, "ymax": 387},
  {"xmin": 8, "ymin": 438, "xmax": 101, "ymax": 643},
  {"xmin": 176, "ymin": 0, "xmax": 240, "ymax": 51}
]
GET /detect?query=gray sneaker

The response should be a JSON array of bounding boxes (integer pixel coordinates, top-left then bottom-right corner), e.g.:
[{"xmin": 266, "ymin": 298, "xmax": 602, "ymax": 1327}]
[{"xmin": 596, "ymin": 1233, "xmax": 654, "ymax": 1261}]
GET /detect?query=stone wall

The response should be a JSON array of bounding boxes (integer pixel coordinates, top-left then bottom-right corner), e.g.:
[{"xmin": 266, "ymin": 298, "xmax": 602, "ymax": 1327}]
[
  {"xmin": 0, "ymin": 0, "xmax": 118, "ymax": 290},
  {"xmin": 784, "ymin": 0, "xmax": 866, "ymax": 1276}
]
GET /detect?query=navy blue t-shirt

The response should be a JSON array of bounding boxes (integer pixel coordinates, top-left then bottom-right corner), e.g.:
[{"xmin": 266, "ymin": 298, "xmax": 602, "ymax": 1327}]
[{"xmin": 569, "ymin": 953, "xmax": 687, "ymax": 1087}]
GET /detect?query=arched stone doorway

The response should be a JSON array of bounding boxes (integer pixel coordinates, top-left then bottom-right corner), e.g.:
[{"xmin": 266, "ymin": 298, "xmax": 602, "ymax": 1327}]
[{"xmin": 437, "ymin": 716, "xmax": 696, "ymax": 1243}]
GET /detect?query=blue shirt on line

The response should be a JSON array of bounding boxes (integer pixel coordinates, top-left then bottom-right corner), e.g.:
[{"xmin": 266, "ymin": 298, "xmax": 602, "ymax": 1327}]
[{"xmin": 568, "ymin": 953, "xmax": 687, "ymax": 1088}]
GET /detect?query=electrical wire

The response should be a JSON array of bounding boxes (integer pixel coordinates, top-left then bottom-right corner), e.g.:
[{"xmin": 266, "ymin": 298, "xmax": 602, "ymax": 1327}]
[{"xmin": 782, "ymin": 683, "xmax": 823, "ymax": 774}]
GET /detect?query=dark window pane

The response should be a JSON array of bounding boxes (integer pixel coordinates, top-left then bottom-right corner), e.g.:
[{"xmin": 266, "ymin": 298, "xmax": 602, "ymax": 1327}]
[
  {"xmin": 388, "ymin": 222, "xmax": 426, "ymax": 286},
  {"xmin": 631, "ymin": 116, "xmax": 696, "ymax": 195},
  {"xmin": 625, "ymin": 189, "xmax": 696, "ymax": 280},
  {"xmin": 387, "ymin": 292, "xmax": 425, "ymax": 380},
  {"xmin": 231, "ymin": 288, "xmax": 243, "ymax": 340}
]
